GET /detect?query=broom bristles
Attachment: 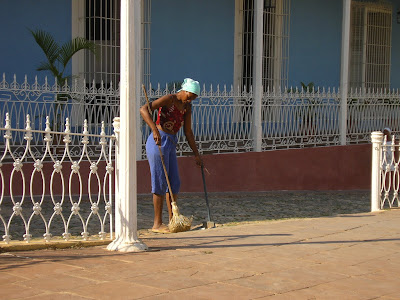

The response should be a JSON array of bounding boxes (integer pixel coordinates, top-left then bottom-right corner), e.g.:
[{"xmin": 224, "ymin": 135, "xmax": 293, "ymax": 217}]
[{"xmin": 168, "ymin": 201, "xmax": 193, "ymax": 233}]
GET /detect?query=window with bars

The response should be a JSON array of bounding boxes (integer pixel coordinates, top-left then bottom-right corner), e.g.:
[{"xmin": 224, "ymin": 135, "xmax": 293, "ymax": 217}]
[
  {"xmin": 234, "ymin": 0, "xmax": 290, "ymax": 91},
  {"xmin": 350, "ymin": 1, "xmax": 392, "ymax": 90},
  {"xmin": 82, "ymin": 0, "xmax": 151, "ymax": 87}
]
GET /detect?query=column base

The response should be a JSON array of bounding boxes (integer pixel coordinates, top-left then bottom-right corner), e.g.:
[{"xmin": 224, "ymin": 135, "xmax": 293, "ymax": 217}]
[{"xmin": 107, "ymin": 237, "xmax": 148, "ymax": 252}]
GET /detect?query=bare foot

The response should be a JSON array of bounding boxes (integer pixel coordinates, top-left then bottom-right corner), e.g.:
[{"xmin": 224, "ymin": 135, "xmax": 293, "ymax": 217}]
[{"xmin": 151, "ymin": 223, "xmax": 170, "ymax": 234}]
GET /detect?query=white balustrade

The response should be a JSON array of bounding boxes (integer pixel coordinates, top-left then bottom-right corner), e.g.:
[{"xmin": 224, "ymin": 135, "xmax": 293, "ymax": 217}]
[
  {"xmin": 371, "ymin": 131, "xmax": 400, "ymax": 211},
  {"xmin": 0, "ymin": 113, "xmax": 116, "ymax": 243}
]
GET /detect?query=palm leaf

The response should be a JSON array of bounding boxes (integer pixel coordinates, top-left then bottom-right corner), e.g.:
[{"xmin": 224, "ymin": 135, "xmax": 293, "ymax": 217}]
[
  {"xmin": 29, "ymin": 29, "xmax": 60, "ymax": 64},
  {"xmin": 59, "ymin": 37, "xmax": 97, "ymax": 69},
  {"xmin": 36, "ymin": 61, "xmax": 59, "ymax": 78}
]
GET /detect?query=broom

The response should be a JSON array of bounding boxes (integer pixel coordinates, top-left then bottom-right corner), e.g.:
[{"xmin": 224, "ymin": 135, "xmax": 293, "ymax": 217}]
[{"xmin": 142, "ymin": 85, "xmax": 192, "ymax": 233}]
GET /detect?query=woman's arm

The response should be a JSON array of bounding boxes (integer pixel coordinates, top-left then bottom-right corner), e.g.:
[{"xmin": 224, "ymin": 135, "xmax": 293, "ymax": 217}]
[
  {"xmin": 139, "ymin": 94, "xmax": 173, "ymax": 145},
  {"xmin": 183, "ymin": 104, "xmax": 203, "ymax": 167}
]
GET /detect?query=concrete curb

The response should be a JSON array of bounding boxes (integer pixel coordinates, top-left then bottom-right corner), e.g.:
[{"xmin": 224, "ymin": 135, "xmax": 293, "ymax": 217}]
[{"xmin": 0, "ymin": 239, "xmax": 112, "ymax": 252}]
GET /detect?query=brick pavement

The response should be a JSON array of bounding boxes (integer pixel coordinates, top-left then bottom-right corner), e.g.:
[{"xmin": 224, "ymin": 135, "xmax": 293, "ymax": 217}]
[{"xmin": 1, "ymin": 206, "xmax": 400, "ymax": 299}]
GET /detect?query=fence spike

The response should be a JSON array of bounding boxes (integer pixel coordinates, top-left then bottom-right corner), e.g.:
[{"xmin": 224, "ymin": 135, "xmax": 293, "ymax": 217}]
[
  {"xmin": 43, "ymin": 116, "xmax": 52, "ymax": 143},
  {"xmin": 45, "ymin": 116, "xmax": 51, "ymax": 132},
  {"xmin": 101, "ymin": 121, "xmax": 105, "ymax": 135},
  {"xmin": 24, "ymin": 115, "xmax": 33, "ymax": 141},
  {"xmin": 54, "ymin": 77, "xmax": 59, "ymax": 91},
  {"xmin": 5, "ymin": 112, "xmax": 10, "ymax": 129},
  {"xmin": 81, "ymin": 120, "xmax": 89, "ymax": 144},
  {"xmin": 65, "ymin": 118, "xmax": 70, "ymax": 133},
  {"xmin": 83, "ymin": 119, "xmax": 88, "ymax": 135},
  {"xmin": 26, "ymin": 114, "xmax": 31, "ymax": 130}
]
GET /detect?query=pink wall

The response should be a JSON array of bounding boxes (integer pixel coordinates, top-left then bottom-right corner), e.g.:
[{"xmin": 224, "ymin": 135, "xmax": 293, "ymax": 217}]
[
  {"xmin": 138, "ymin": 144, "xmax": 371, "ymax": 193},
  {"xmin": 3, "ymin": 144, "xmax": 371, "ymax": 196}
]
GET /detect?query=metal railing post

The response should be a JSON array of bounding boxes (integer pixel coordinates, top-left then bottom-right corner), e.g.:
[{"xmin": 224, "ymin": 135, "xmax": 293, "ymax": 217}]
[
  {"xmin": 371, "ymin": 131, "xmax": 383, "ymax": 212},
  {"xmin": 339, "ymin": 0, "xmax": 351, "ymax": 145}
]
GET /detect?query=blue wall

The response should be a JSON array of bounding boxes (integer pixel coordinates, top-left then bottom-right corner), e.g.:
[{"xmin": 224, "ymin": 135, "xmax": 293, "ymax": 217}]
[
  {"xmin": 0, "ymin": 0, "xmax": 71, "ymax": 83},
  {"xmin": 150, "ymin": 0, "xmax": 234, "ymax": 87},
  {"xmin": 1, "ymin": 0, "xmax": 400, "ymax": 90},
  {"xmin": 289, "ymin": 0, "xmax": 342, "ymax": 88}
]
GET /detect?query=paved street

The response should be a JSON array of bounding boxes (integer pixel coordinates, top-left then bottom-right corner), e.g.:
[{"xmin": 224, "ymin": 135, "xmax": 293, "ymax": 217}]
[{"xmin": 1, "ymin": 191, "xmax": 400, "ymax": 299}]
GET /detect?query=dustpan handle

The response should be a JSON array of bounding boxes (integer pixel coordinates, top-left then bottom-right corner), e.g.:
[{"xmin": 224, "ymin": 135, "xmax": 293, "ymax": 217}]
[{"xmin": 142, "ymin": 84, "xmax": 176, "ymax": 203}]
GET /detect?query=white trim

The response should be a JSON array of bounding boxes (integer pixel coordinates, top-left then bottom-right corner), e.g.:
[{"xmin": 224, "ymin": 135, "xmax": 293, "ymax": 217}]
[
  {"xmin": 273, "ymin": 0, "xmax": 283, "ymax": 90},
  {"xmin": 71, "ymin": 0, "xmax": 85, "ymax": 80},
  {"xmin": 233, "ymin": 0, "xmax": 243, "ymax": 89},
  {"xmin": 253, "ymin": 0, "xmax": 263, "ymax": 152}
]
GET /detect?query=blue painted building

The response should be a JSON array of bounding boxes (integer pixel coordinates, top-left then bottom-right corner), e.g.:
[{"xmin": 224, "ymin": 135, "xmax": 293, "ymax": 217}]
[{"xmin": 1, "ymin": 0, "xmax": 400, "ymax": 89}]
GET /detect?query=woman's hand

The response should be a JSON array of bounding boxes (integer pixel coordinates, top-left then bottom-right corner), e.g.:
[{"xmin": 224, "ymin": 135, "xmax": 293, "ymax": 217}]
[
  {"xmin": 153, "ymin": 128, "xmax": 161, "ymax": 145},
  {"xmin": 195, "ymin": 155, "xmax": 203, "ymax": 167}
]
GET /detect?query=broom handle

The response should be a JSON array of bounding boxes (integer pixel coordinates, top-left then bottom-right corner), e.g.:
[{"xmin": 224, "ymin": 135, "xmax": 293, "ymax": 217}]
[
  {"xmin": 201, "ymin": 165, "xmax": 212, "ymax": 223},
  {"xmin": 142, "ymin": 85, "xmax": 176, "ymax": 203}
]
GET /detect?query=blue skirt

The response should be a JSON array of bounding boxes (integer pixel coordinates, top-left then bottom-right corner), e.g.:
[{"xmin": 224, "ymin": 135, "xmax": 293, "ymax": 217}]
[{"xmin": 146, "ymin": 130, "xmax": 180, "ymax": 195}]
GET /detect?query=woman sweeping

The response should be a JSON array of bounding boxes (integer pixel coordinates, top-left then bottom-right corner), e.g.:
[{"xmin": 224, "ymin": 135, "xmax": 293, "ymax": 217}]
[{"xmin": 140, "ymin": 78, "xmax": 203, "ymax": 233}]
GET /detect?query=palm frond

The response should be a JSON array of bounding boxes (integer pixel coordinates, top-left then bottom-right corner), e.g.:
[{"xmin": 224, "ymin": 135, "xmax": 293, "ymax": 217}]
[
  {"xmin": 29, "ymin": 29, "xmax": 60, "ymax": 64},
  {"xmin": 59, "ymin": 37, "xmax": 97, "ymax": 69},
  {"xmin": 36, "ymin": 62, "xmax": 58, "ymax": 78}
]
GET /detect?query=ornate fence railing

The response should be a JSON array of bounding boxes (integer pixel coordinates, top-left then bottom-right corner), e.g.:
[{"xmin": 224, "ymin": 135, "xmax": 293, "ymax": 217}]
[
  {"xmin": 0, "ymin": 113, "xmax": 116, "ymax": 243},
  {"xmin": 2, "ymin": 74, "xmax": 400, "ymax": 159},
  {"xmin": 371, "ymin": 131, "xmax": 400, "ymax": 212},
  {"xmin": 0, "ymin": 74, "xmax": 120, "ymax": 159}
]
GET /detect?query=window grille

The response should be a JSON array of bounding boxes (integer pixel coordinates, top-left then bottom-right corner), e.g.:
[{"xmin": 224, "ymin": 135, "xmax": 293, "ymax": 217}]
[
  {"xmin": 350, "ymin": 1, "xmax": 392, "ymax": 90},
  {"xmin": 234, "ymin": 0, "xmax": 290, "ymax": 91},
  {"xmin": 83, "ymin": 0, "xmax": 151, "ymax": 87}
]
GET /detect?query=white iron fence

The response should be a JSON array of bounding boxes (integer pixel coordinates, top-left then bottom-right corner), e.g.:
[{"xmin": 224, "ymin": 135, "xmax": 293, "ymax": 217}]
[
  {"xmin": 371, "ymin": 131, "xmax": 400, "ymax": 212},
  {"xmin": 2, "ymin": 75, "xmax": 400, "ymax": 159},
  {"xmin": 0, "ymin": 113, "xmax": 116, "ymax": 243},
  {"xmin": 0, "ymin": 74, "xmax": 120, "ymax": 160}
]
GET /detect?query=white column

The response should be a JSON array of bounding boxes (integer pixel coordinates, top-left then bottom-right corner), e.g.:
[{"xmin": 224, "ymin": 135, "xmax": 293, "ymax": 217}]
[
  {"xmin": 340, "ymin": 0, "xmax": 351, "ymax": 145},
  {"xmin": 107, "ymin": 0, "xmax": 147, "ymax": 252},
  {"xmin": 71, "ymin": 0, "xmax": 85, "ymax": 79},
  {"xmin": 371, "ymin": 131, "xmax": 383, "ymax": 212},
  {"xmin": 253, "ymin": 0, "xmax": 263, "ymax": 152}
]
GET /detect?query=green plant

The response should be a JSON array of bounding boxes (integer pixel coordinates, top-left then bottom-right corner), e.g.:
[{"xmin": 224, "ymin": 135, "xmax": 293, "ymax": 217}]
[
  {"xmin": 29, "ymin": 28, "xmax": 97, "ymax": 86},
  {"xmin": 29, "ymin": 28, "xmax": 97, "ymax": 131}
]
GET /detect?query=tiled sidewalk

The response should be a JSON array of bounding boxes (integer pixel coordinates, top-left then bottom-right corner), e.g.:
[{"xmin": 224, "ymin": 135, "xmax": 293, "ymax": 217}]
[{"xmin": 1, "ymin": 207, "xmax": 400, "ymax": 299}]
